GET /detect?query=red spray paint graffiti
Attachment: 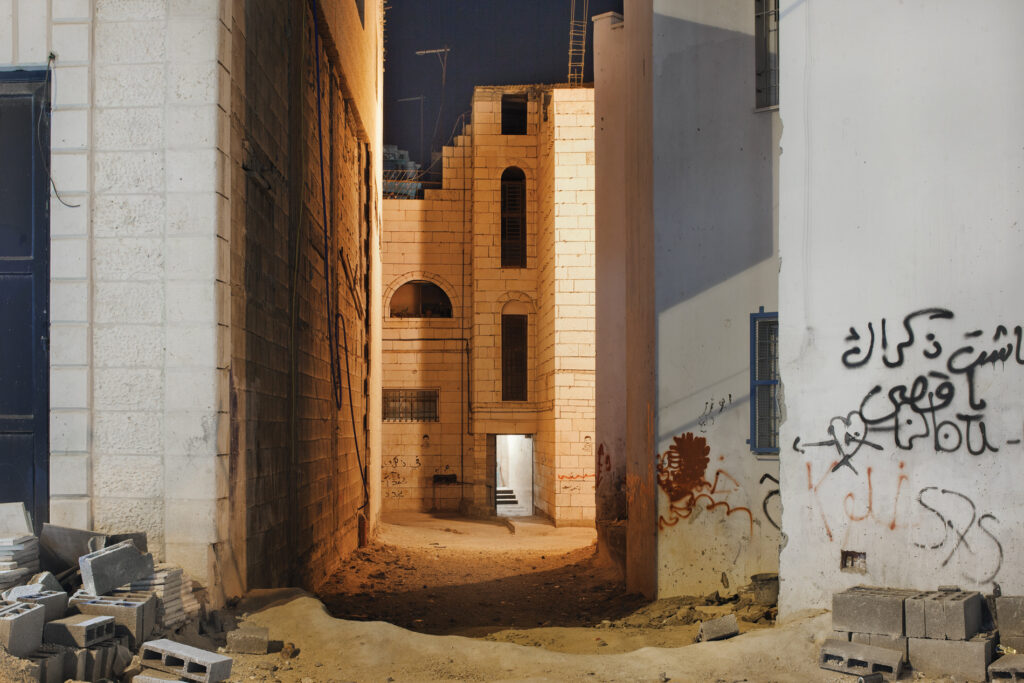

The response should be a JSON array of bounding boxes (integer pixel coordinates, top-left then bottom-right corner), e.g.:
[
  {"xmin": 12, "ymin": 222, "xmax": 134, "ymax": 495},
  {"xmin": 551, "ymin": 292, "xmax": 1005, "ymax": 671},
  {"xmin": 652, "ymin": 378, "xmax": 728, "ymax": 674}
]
[{"xmin": 656, "ymin": 433, "xmax": 753, "ymax": 533}]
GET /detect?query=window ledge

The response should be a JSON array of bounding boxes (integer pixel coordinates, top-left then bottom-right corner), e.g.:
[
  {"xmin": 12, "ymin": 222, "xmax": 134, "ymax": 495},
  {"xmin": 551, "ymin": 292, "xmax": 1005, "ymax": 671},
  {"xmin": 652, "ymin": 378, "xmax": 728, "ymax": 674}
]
[{"xmin": 754, "ymin": 104, "xmax": 779, "ymax": 113}]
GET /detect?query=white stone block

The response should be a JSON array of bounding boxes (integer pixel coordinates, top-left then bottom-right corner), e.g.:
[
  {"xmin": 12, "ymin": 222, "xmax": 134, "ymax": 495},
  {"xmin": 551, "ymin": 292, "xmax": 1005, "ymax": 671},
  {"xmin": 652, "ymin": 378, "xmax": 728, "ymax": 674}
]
[
  {"xmin": 165, "ymin": 368, "xmax": 216, "ymax": 412},
  {"xmin": 168, "ymin": 19, "xmax": 218, "ymax": 62},
  {"xmin": 166, "ymin": 236, "xmax": 215, "ymax": 280},
  {"xmin": 52, "ymin": 0, "xmax": 91, "ymax": 21},
  {"xmin": 163, "ymin": 411, "xmax": 216, "ymax": 457},
  {"xmin": 169, "ymin": 0, "xmax": 219, "ymax": 18},
  {"xmin": 95, "ymin": 0, "xmax": 165, "ymax": 21},
  {"xmin": 166, "ymin": 281, "xmax": 215, "ymax": 323},
  {"xmin": 92, "ymin": 498, "xmax": 164, "ymax": 560},
  {"xmin": 50, "ymin": 22, "xmax": 91, "ymax": 64},
  {"xmin": 50, "ymin": 281, "xmax": 89, "ymax": 322},
  {"xmin": 94, "ymin": 282, "xmax": 163, "ymax": 324},
  {"xmin": 164, "ymin": 499, "xmax": 216, "ymax": 544},
  {"xmin": 51, "ymin": 108, "xmax": 89, "ymax": 150},
  {"xmin": 93, "ymin": 325, "xmax": 164, "ymax": 368},
  {"xmin": 52, "ymin": 65, "xmax": 89, "ymax": 108},
  {"xmin": 49, "ymin": 498, "xmax": 91, "ymax": 530},
  {"xmin": 94, "ymin": 21, "xmax": 166, "ymax": 64},
  {"xmin": 163, "ymin": 454, "xmax": 216, "ymax": 500},
  {"xmin": 166, "ymin": 105, "xmax": 216, "ymax": 149},
  {"xmin": 167, "ymin": 62, "xmax": 217, "ymax": 104},
  {"xmin": 94, "ymin": 107, "xmax": 164, "ymax": 150},
  {"xmin": 93, "ymin": 368, "xmax": 162, "ymax": 411},
  {"xmin": 94, "ymin": 411, "xmax": 162, "ymax": 454},
  {"xmin": 51, "ymin": 152, "xmax": 89, "ymax": 194},
  {"xmin": 51, "ymin": 238, "xmax": 88, "ymax": 280},
  {"xmin": 94, "ymin": 152, "xmax": 164, "ymax": 193},
  {"xmin": 93, "ymin": 237, "xmax": 164, "ymax": 281},
  {"xmin": 50, "ymin": 410, "xmax": 89, "ymax": 452},
  {"xmin": 50, "ymin": 367, "xmax": 89, "ymax": 409},
  {"xmin": 16, "ymin": 0, "xmax": 48, "ymax": 64},
  {"xmin": 50, "ymin": 323, "xmax": 89, "ymax": 366},
  {"xmin": 166, "ymin": 149, "xmax": 217, "ymax": 193},
  {"xmin": 166, "ymin": 192, "xmax": 217, "ymax": 235},
  {"xmin": 93, "ymin": 195, "xmax": 164, "ymax": 237},
  {"xmin": 165, "ymin": 324, "xmax": 215, "ymax": 368},
  {"xmin": 93, "ymin": 456, "xmax": 163, "ymax": 498},
  {"xmin": 50, "ymin": 454, "xmax": 90, "ymax": 496},
  {"xmin": 94, "ymin": 64, "xmax": 165, "ymax": 107}
]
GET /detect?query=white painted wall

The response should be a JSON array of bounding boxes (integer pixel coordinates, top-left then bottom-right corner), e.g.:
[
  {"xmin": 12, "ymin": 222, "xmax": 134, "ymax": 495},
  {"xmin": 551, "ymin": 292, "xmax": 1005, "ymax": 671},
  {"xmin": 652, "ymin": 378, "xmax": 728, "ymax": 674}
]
[
  {"xmin": 0, "ymin": 0, "xmax": 226, "ymax": 587},
  {"xmin": 778, "ymin": 0, "xmax": 1024, "ymax": 613},
  {"xmin": 649, "ymin": 0, "xmax": 781, "ymax": 597}
]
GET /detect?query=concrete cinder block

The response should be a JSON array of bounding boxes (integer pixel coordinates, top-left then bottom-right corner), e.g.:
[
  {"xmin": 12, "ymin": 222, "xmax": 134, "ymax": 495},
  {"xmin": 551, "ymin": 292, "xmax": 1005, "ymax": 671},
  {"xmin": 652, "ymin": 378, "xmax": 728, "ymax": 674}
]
[
  {"xmin": 26, "ymin": 643, "xmax": 71, "ymax": 683},
  {"xmin": 904, "ymin": 592, "xmax": 929, "ymax": 638},
  {"xmin": 868, "ymin": 633, "xmax": 908, "ymax": 660},
  {"xmin": 910, "ymin": 590, "xmax": 983, "ymax": 640},
  {"xmin": 0, "ymin": 600, "xmax": 46, "ymax": 657},
  {"xmin": 79, "ymin": 540, "xmax": 155, "ymax": 596},
  {"xmin": 832, "ymin": 586, "xmax": 915, "ymax": 636},
  {"xmin": 13, "ymin": 589, "xmax": 69, "ymax": 622},
  {"xmin": 998, "ymin": 597, "xmax": 1024, "ymax": 637},
  {"xmin": 140, "ymin": 638, "xmax": 233, "ymax": 682},
  {"xmin": 696, "ymin": 613, "xmax": 738, "ymax": 642},
  {"xmin": 909, "ymin": 633, "xmax": 995, "ymax": 681},
  {"xmin": 819, "ymin": 638, "xmax": 904, "ymax": 682},
  {"xmin": 990, "ymin": 653, "xmax": 1024, "ymax": 680},
  {"xmin": 851, "ymin": 632, "xmax": 871, "ymax": 644},
  {"xmin": 225, "ymin": 626, "xmax": 269, "ymax": 654},
  {"xmin": 69, "ymin": 590, "xmax": 156, "ymax": 649},
  {"xmin": 44, "ymin": 613, "xmax": 115, "ymax": 647},
  {"xmin": 1000, "ymin": 635, "xmax": 1024, "ymax": 654}
]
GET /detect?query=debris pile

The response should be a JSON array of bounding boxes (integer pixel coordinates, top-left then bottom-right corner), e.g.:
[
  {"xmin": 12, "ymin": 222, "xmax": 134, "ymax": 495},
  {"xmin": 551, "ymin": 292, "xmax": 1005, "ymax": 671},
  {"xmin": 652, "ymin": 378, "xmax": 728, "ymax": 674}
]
[
  {"xmin": 822, "ymin": 584, "xmax": 1024, "ymax": 681},
  {"xmin": 0, "ymin": 502, "xmax": 232, "ymax": 682}
]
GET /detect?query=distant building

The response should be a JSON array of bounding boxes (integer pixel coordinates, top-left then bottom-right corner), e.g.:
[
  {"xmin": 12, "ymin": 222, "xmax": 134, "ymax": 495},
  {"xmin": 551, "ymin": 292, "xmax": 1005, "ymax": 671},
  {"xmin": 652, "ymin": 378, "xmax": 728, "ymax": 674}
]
[
  {"xmin": 383, "ymin": 145, "xmax": 422, "ymax": 199},
  {"xmin": 380, "ymin": 84, "xmax": 597, "ymax": 526}
]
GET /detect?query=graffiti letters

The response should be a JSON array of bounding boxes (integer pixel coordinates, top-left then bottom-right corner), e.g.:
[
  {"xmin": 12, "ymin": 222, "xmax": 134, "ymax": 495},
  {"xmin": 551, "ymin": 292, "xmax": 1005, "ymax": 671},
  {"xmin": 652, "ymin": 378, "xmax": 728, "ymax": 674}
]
[
  {"xmin": 758, "ymin": 473, "xmax": 781, "ymax": 531},
  {"xmin": 697, "ymin": 394, "xmax": 733, "ymax": 433},
  {"xmin": 914, "ymin": 487, "xmax": 1003, "ymax": 583}
]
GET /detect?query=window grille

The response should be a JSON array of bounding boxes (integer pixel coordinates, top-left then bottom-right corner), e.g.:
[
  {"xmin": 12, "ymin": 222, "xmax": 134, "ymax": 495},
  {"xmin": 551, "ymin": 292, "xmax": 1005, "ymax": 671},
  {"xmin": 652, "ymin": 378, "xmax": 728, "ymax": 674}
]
[
  {"xmin": 502, "ymin": 314, "xmax": 528, "ymax": 401},
  {"xmin": 755, "ymin": 0, "xmax": 779, "ymax": 109},
  {"xmin": 501, "ymin": 168, "xmax": 526, "ymax": 268},
  {"xmin": 383, "ymin": 389, "xmax": 439, "ymax": 422},
  {"xmin": 749, "ymin": 308, "xmax": 779, "ymax": 453}
]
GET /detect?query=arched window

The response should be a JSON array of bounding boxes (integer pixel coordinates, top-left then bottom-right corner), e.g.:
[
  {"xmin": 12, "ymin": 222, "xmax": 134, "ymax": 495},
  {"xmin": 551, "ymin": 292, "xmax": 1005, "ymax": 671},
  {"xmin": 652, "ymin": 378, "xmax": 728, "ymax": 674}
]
[
  {"xmin": 389, "ymin": 281, "xmax": 453, "ymax": 318},
  {"xmin": 501, "ymin": 167, "xmax": 526, "ymax": 268}
]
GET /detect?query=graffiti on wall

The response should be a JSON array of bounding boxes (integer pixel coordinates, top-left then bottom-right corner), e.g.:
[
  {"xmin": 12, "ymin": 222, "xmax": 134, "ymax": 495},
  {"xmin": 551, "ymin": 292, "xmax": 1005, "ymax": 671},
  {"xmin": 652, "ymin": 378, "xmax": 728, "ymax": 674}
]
[
  {"xmin": 915, "ymin": 486, "xmax": 1003, "ymax": 583},
  {"xmin": 656, "ymin": 432, "xmax": 753, "ymax": 533},
  {"xmin": 697, "ymin": 394, "xmax": 733, "ymax": 433}
]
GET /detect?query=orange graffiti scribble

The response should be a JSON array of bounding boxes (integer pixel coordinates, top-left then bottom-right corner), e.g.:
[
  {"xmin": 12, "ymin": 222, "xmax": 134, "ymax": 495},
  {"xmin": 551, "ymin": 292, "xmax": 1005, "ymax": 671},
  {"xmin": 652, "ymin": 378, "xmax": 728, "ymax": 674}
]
[
  {"xmin": 658, "ymin": 494, "xmax": 753, "ymax": 533},
  {"xmin": 558, "ymin": 472, "xmax": 596, "ymax": 480},
  {"xmin": 844, "ymin": 467, "xmax": 874, "ymax": 522},
  {"xmin": 807, "ymin": 459, "xmax": 909, "ymax": 539},
  {"xmin": 807, "ymin": 460, "xmax": 839, "ymax": 541}
]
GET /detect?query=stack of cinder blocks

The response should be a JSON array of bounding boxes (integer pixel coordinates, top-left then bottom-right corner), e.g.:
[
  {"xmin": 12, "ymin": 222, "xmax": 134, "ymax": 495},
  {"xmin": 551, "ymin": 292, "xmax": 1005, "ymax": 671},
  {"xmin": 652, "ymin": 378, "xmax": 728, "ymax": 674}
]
[
  {"xmin": 0, "ymin": 503, "xmax": 39, "ymax": 592},
  {"xmin": 823, "ymin": 585, "xmax": 1003, "ymax": 681}
]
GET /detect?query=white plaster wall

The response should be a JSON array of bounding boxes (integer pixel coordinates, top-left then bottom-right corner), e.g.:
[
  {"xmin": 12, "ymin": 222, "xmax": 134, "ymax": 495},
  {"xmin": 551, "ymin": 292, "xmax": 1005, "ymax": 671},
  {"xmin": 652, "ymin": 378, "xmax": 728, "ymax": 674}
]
[
  {"xmin": 0, "ymin": 0, "xmax": 226, "ymax": 587},
  {"xmin": 651, "ymin": 0, "xmax": 781, "ymax": 596},
  {"xmin": 778, "ymin": 0, "xmax": 1024, "ymax": 613}
]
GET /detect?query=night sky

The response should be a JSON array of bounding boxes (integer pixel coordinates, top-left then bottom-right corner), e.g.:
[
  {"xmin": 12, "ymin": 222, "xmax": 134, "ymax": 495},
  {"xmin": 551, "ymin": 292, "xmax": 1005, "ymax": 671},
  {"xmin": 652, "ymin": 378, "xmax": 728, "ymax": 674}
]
[{"xmin": 384, "ymin": 0, "xmax": 623, "ymax": 173}]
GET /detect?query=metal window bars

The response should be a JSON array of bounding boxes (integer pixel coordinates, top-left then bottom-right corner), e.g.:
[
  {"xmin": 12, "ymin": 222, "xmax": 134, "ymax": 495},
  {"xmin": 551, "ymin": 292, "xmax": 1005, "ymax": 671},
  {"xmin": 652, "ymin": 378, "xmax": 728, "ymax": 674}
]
[
  {"xmin": 755, "ymin": 0, "xmax": 780, "ymax": 109},
  {"xmin": 382, "ymin": 389, "xmax": 440, "ymax": 422},
  {"xmin": 749, "ymin": 308, "xmax": 780, "ymax": 453}
]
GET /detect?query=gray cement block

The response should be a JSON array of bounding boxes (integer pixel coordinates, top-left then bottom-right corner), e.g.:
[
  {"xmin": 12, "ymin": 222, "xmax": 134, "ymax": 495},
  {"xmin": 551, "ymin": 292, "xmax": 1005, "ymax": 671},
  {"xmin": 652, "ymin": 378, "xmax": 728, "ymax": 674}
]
[
  {"xmin": 28, "ymin": 572, "xmax": 62, "ymax": 594},
  {"xmin": 13, "ymin": 589, "xmax": 68, "ymax": 622},
  {"xmin": 27, "ymin": 644, "xmax": 71, "ymax": 683},
  {"xmin": 43, "ymin": 613, "xmax": 114, "ymax": 647},
  {"xmin": 832, "ymin": 586, "xmax": 916, "ymax": 636},
  {"xmin": 0, "ymin": 502, "xmax": 33, "ymax": 536},
  {"xmin": 140, "ymin": 638, "xmax": 233, "ymax": 683},
  {"xmin": 226, "ymin": 626, "xmax": 269, "ymax": 654},
  {"xmin": 819, "ymin": 638, "xmax": 904, "ymax": 682},
  {"xmin": 851, "ymin": 632, "xmax": 871, "ymax": 644},
  {"xmin": 906, "ymin": 590, "xmax": 982, "ymax": 640},
  {"xmin": 909, "ymin": 632, "xmax": 995, "ymax": 681},
  {"xmin": 943, "ymin": 590, "xmax": 983, "ymax": 640},
  {"xmin": 999, "ymin": 596, "xmax": 1024, "ymax": 637},
  {"xmin": 69, "ymin": 590, "xmax": 156, "ymax": 649},
  {"xmin": 904, "ymin": 592, "xmax": 929, "ymax": 638},
  {"xmin": 1000, "ymin": 635, "xmax": 1024, "ymax": 653},
  {"xmin": 0, "ymin": 600, "xmax": 45, "ymax": 657},
  {"xmin": 831, "ymin": 630, "xmax": 852, "ymax": 641},
  {"xmin": 78, "ymin": 539, "xmax": 154, "ymax": 596},
  {"xmin": 991, "ymin": 653, "xmax": 1024, "ymax": 680},
  {"xmin": 697, "ymin": 613, "xmax": 738, "ymax": 642},
  {"xmin": 868, "ymin": 633, "xmax": 908, "ymax": 660}
]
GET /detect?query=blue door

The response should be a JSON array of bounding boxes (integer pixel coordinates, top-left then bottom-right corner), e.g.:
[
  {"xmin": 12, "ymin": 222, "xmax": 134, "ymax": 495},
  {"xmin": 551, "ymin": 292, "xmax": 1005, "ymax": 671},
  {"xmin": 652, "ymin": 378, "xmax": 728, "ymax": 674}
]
[{"xmin": 0, "ymin": 70, "xmax": 50, "ymax": 530}]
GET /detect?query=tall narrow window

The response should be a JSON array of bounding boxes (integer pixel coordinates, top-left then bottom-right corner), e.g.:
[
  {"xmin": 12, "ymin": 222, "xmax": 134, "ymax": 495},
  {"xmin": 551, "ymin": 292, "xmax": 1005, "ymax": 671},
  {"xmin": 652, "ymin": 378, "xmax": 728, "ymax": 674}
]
[
  {"xmin": 501, "ymin": 94, "xmax": 527, "ymax": 134},
  {"xmin": 501, "ymin": 167, "xmax": 526, "ymax": 268},
  {"xmin": 502, "ymin": 314, "xmax": 528, "ymax": 401},
  {"xmin": 755, "ymin": 0, "xmax": 779, "ymax": 109},
  {"xmin": 749, "ymin": 308, "xmax": 779, "ymax": 453}
]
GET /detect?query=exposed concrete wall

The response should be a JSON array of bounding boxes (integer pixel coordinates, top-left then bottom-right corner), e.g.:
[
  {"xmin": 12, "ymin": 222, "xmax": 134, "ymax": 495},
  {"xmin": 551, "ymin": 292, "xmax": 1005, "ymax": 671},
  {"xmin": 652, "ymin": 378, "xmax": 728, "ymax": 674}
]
[
  {"xmin": 778, "ymin": 0, "xmax": 1024, "ymax": 613},
  {"xmin": 593, "ymin": 11, "xmax": 627, "ymax": 572},
  {"xmin": 651, "ymin": 0, "xmax": 780, "ymax": 597}
]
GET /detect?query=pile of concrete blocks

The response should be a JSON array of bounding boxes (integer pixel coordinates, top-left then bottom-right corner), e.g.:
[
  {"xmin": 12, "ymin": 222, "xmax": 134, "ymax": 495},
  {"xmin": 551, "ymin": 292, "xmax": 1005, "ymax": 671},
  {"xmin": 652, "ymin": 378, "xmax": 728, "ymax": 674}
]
[
  {"xmin": 112, "ymin": 565, "xmax": 186, "ymax": 628},
  {"xmin": 822, "ymin": 584, "xmax": 1024, "ymax": 681},
  {"xmin": 0, "ymin": 503, "xmax": 39, "ymax": 592}
]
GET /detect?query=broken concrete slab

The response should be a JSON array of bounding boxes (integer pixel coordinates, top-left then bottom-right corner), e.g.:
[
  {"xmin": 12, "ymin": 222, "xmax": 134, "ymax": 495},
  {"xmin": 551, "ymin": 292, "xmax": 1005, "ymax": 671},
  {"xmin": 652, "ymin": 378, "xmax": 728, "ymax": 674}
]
[
  {"xmin": 79, "ymin": 539, "xmax": 154, "ymax": 597},
  {"xmin": 226, "ymin": 625, "xmax": 269, "ymax": 654},
  {"xmin": 140, "ymin": 638, "xmax": 232, "ymax": 682},
  {"xmin": 38, "ymin": 524, "xmax": 105, "ymax": 574},
  {"xmin": 909, "ymin": 632, "xmax": 995, "ymax": 681},
  {"xmin": 28, "ymin": 571, "xmax": 62, "ymax": 594},
  {"xmin": 819, "ymin": 638, "xmax": 904, "ymax": 682},
  {"xmin": 43, "ymin": 613, "xmax": 115, "ymax": 648},
  {"xmin": 696, "ymin": 614, "xmax": 738, "ymax": 642},
  {"xmin": 0, "ymin": 502, "xmax": 33, "ymax": 536},
  {"xmin": 0, "ymin": 600, "xmax": 46, "ymax": 657}
]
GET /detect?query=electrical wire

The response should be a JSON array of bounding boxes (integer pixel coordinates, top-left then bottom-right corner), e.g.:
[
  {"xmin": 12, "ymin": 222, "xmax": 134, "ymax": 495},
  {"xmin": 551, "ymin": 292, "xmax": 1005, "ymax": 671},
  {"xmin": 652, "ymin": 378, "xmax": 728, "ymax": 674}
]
[{"xmin": 38, "ymin": 54, "xmax": 80, "ymax": 209}]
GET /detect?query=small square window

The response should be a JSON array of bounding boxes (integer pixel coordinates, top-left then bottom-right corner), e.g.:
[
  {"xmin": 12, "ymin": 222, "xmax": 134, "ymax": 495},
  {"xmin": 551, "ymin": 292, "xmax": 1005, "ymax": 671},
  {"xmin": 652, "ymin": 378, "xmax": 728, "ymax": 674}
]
[
  {"xmin": 750, "ymin": 308, "xmax": 779, "ymax": 453},
  {"xmin": 383, "ymin": 389, "xmax": 439, "ymax": 422}
]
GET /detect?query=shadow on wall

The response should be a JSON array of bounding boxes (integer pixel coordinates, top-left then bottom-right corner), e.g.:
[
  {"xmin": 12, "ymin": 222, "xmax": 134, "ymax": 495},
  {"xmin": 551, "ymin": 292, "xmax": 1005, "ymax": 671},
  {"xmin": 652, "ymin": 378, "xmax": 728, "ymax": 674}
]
[{"xmin": 652, "ymin": 14, "xmax": 774, "ymax": 314}]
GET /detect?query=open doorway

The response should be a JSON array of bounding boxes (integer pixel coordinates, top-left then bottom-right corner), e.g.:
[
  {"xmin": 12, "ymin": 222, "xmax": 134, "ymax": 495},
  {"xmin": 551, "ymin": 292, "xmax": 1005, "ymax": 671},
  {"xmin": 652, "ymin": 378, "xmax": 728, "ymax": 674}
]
[{"xmin": 495, "ymin": 434, "xmax": 533, "ymax": 516}]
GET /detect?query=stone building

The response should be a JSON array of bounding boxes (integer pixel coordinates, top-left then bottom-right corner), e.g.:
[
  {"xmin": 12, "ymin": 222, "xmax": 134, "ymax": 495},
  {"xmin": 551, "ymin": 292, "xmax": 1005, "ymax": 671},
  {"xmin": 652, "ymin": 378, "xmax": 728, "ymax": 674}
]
[
  {"xmin": 0, "ymin": 0, "xmax": 384, "ymax": 602},
  {"xmin": 380, "ymin": 84, "xmax": 597, "ymax": 526}
]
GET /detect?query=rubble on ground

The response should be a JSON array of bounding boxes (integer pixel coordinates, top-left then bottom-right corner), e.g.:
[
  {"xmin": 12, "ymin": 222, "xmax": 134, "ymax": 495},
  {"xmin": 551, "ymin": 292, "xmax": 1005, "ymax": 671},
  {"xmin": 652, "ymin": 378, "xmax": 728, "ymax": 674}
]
[
  {"xmin": 823, "ymin": 583, "xmax": 1023, "ymax": 681},
  {"xmin": 0, "ymin": 502, "xmax": 234, "ymax": 683}
]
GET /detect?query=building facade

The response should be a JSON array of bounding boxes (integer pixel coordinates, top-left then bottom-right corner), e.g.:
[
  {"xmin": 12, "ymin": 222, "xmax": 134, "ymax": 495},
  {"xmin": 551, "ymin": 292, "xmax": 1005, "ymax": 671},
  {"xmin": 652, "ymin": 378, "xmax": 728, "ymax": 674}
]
[
  {"xmin": 380, "ymin": 84, "xmax": 597, "ymax": 526},
  {"xmin": 0, "ymin": 0, "xmax": 384, "ymax": 602}
]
